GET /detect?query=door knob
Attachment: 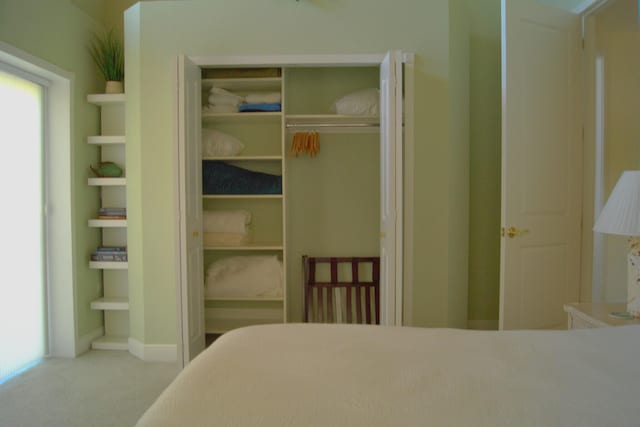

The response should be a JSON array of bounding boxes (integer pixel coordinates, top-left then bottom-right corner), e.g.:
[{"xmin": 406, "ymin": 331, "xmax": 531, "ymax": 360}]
[
  {"xmin": 192, "ymin": 231, "xmax": 199, "ymax": 237},
  {"xmin": 502, "ymin": 226, "xmax": 530, "ymax": 239}
]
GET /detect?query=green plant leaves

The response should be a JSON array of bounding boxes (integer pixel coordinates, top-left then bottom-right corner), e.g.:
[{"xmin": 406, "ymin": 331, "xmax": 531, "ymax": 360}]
[{"xmin": 89, "ymin": 29, "xmax": 124, "ymax": 82}]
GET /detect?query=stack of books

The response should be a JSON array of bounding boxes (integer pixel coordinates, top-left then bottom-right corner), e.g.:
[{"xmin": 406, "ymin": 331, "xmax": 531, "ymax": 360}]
[
  {"xmin": 91, "ymin": 246, "xmax": 127, "ymax": 262},
  {"xmin": 98, "ymin": 207, "xmax": 126, "ymax": 219}
]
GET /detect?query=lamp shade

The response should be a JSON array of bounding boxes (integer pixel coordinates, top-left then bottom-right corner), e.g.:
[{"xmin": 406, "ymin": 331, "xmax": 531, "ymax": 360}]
[{"xmin": 594, "ymin": 171, "xmax": 640, "ymax": 236}]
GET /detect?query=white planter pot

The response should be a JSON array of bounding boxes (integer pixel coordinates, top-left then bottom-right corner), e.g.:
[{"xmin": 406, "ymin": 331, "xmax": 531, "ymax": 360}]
[{"xmin": 105, "ymin": 80, "xmax": 124, "ymax": 94}]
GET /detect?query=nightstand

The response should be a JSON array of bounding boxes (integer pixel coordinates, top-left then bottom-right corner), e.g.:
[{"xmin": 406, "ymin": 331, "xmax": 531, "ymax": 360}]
[{"xmin": 563, "ymin": 302, "xmax": 640, "ymax": 329}]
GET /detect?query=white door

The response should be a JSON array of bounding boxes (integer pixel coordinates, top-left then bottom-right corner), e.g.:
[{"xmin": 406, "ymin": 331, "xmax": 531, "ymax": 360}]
[
  {"xmin": 380, "ymin": 51, "xmax": 404, "ymax": 326},
  {"xmin": 500, "ymin": 0, "xmax": 582, "ymax": 329},
  {"xmin": 177, "ymin": 55, "xmax": 205, "ymax": 364}
]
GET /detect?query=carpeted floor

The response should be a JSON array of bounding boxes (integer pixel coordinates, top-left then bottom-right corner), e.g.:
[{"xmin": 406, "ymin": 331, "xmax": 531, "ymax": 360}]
[{"xmin": 0, "ymin": 350, "xmax": 179, "ymax": 427}]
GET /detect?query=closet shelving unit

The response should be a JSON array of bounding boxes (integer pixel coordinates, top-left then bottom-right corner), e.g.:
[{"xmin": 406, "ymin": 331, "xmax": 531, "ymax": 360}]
[
  {"xmin": 87, "ymin": 92, "xmax": 129, "ymax": 350},
  {"xmin": 201, "ymin": 72, "xmax": 287, "ymax": 334}
]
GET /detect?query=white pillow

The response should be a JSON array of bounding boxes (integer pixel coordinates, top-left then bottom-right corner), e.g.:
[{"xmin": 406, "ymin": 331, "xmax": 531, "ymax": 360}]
[
  {"xmin": 330, "ymin": 88, "xmax": 380, "ymax": 115},
  {"xmin": 201, "ymin": 128, "xmax": 245, "ymax": 157},
  {"xmin": 205, "ymin": 255, "xmax": 283, "ymax": 298}
]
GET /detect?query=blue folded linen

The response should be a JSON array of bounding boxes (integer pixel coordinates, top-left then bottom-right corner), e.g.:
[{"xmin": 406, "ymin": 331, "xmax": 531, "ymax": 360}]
[
  {"xmin": 238, "ymin": 102, "xmax": 282, "ymax": 112},
  {"xmin": 202, "ymin": 161, "xmax": 282, "ymax": 195}
]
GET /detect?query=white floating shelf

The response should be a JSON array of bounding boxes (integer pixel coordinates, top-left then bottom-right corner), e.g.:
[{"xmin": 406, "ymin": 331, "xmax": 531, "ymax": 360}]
[
  {"xmin": 87, "ymin": 135, "xmax": 125, "ymax": 145},
  {"xmin": 88, "ymin": 177, "xmax": 127, "ymax": 186},
  {"xmin": 202, "ymin": 194, "xmax": 282, "ymax": 199},
  {"xmin": 87, "ymin": 93, "xmax": 125, "ymax": 106},
  {"xmin": 88, "ymin": 219, "xmax": 127, "ymax": 228},
  {"xmin": 89, "ymin": 261, "xmax": 128, "ymax": 270},
  {"xmin": 203, "ymin": 155, "xmax": 282, "ymax": 161},
  {"xmin": 205, "ymin": 296, "xmax": 284, "ymax": 302},
  {"xmin": 204, "ymin": 244, "xmax": 283, "ymax": 251},
  {"xmin": 91, "ymin": 335, "xmax": 129, "ymax": 351},
  {"xmin": 202, "ymin": 112, "xmax": 281, "ymax": 123},
  {"xmin": 205, "ymin": 318, "xmax": 283, "ymax": 334},
  {"xmin": 91, "ymin": 297, "xmax": 129, "ymax": 311}
]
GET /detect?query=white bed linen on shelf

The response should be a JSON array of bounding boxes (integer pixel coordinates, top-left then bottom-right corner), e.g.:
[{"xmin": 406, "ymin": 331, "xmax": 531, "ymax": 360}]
[{"xmin": 137, "ymin": 323, "xmax": 640, "ymax": 427}]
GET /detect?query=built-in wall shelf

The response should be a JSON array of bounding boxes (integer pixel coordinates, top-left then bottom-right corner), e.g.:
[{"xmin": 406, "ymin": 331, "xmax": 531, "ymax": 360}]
[
  {"xmin": 89, "ymin": 261, "xmax": 128, "ymax": 270},
  {"xmin": 87, "ymin": 91, "xmax": 129, "ymax": 353},
  {"xmin": 91, "ymin": 297, "xmax": 130, "ymax": 311},
  {"xmin": 88, "ymin": 219, "xmax": 127, "ymax": 228},
  {"xmin": 87, "ymin": 136, "xmax": 126, "ymax": 145},
  {"xmin": 91, "ymin": 335, "xmax": 128, "ymax": 351},
  {"xmin": 88, "ymin": 177, "xmax": 127, "ymax": 186}
]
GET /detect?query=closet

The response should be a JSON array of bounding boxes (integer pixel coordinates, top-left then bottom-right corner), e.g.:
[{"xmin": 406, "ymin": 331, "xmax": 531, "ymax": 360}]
[{"xmin": 177, "ymin": 52, "xmax": 409, "ymax": 364}]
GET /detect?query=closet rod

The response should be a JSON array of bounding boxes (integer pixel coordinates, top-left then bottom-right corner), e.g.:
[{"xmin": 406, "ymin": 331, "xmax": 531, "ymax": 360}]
[{"xmin": 285, "ymin": 122, "xmax": 379, "ymax": 128}]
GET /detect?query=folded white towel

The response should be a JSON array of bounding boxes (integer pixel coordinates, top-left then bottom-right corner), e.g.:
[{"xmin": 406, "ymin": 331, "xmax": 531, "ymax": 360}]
[
  {"xmin": 245, "ymin": 92, "xmax": 281, "ymax": 104},
  {"xmin": 203, "ymin": 104, "xmax": 237, "ymax": 114},
  {"xmin": 205, "ymin": 255, "xmax": 283, "ymax": 298},
  {"xmin": 203, "ymin": 210, "xmax": 251, "ymax": 234},
  {"xmin": 208, "ymin": 94, "xmax": 244, "ymax": 106},
  {"xmin": 210, "ymin": 86, "xmax": 244, "ymax": 99}
]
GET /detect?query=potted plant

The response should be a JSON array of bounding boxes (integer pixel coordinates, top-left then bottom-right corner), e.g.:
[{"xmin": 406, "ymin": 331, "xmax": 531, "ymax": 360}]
[{"xmin": 89, "ymin": 29, "xmax": 124, "ymax": 94}]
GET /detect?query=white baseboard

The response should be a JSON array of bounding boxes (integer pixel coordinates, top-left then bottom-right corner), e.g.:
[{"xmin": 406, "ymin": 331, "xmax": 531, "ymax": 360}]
[
  {"xmin": 76, "ymin": 326, "xmax": 105, "ymax": 356},
  {"xmin": 128, "ymin": 337, "xmax": 177, "ymax": 362},
  {"xmin": 468, "ymin": 320, "xmax": 498, "ymax": 330}
]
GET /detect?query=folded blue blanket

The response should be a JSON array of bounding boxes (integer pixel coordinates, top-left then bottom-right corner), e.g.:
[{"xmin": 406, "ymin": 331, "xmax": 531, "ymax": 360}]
[
  {"xmin": 238, "ymin": 102, "xmax": 282, "ymax": 112},
  {"xmin": 202, "ymin": 161, "xmax": 282, "ymax": 195}
]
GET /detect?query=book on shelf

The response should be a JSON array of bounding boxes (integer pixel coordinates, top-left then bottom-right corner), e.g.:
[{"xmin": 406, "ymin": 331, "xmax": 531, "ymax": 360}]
[
  {"xmin": 91, "ymin": 253, "xmax": 128, "ymax": 262},
  {"xmin": 97, "ymin": 215, "xmax": 127, "ymax": 220},
  {"xmin": 94, "ymin": 246, "xmax": 127, "ymax": 253}
]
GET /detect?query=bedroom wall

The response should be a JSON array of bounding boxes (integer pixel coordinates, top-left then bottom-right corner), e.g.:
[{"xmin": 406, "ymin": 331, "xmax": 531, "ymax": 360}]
[
  {"xmin": 465, "ymin": 0, "xmax": 502, "ymax": 329},
  {"xmin": 0, "ymin": 0, "xmax": 106, "ymax": 343},
  {"xmin": 125, "ymin": 0, "xmax": 465, "ymax": 346},
  {"xmin": 447, "ymin": 0, "xmax": 470, "ymax": 328}
]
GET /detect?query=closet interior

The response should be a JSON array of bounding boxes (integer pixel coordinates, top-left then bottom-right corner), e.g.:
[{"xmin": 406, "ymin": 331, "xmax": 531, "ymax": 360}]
[{"xmin": 197, "ymin": 63, "xmax": 388, "ymax": 338}]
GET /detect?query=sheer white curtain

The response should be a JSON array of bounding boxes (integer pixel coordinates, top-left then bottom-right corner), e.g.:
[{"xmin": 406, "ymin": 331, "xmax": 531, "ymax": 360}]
[{"xmin": 0, "ymin": 68, "xmax": 46, "ymax": 383}]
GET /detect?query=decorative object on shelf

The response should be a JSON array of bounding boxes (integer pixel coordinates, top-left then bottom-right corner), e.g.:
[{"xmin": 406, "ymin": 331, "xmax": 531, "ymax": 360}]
[
  {"xmin": 90, "ymin": 161, "xmax": 123, "ymax": 178},
  {"xmin": 98, "ymin": 207, "xmax": 127, "ymax": 219},
  {"xmin": 89, "ymin": 29, "xmax": 124, "ymax": 94},
  {"xmin": 593, "ymin": 170, "xmax": 640, "ymax": 317},
  {"xmin": 91, "ymin": 246, "xmax": 128, "ymax": 262},
  {"xmin": 289, "ymin": 131, "xmax": 320, "ymax": 157}
]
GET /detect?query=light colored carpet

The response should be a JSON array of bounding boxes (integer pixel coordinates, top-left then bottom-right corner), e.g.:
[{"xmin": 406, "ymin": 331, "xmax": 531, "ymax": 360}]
[{"xmin": 0, "ymin": 350, "xmax": 179, "ymax": 427}]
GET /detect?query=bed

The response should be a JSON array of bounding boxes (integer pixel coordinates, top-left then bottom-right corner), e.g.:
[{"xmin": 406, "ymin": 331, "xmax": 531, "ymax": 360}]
[{"xmin": 137, "ymin": 323, "xmax": 640, "ymax": 426}]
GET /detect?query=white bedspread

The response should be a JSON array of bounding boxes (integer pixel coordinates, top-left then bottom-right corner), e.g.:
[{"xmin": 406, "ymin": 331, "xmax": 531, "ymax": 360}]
[{"xmin": 137, "ymin": 324, "xmax": 640, "ymax": 426}]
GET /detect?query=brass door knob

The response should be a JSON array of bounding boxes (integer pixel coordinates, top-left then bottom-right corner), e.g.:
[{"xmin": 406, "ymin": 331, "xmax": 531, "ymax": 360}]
[
  {"xmin": 192, "ymin": 231, "xmax": 199, "ymax": 237},
  {"xmin": 502, "ymin": 226, "xmax": 530, "ymax": 239}
]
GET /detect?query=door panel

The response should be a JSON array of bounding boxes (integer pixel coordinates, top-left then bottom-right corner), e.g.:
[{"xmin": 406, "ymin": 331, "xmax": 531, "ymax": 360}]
[
  {"xmin": 379, "ymin": 51, "xmax": 404, "ymax": 326},
  {"xmin": 178, "ymin": 55, "xmax": 205, "ymax": 364},
  {"xmin": 500, "ymin": 0, "xmax": 582, "ymax": 330}
]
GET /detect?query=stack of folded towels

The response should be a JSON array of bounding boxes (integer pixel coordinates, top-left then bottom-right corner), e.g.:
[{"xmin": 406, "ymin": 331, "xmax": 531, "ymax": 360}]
[
  {"xmin": 204, "ymin": 87, "xmax": 245, "ymax": 114},
  {"xmin": 238, "ymin": 91, "xmax": 282, "ymax": 112},
  {"xmin": 202, "ymin": 209, "xmax": 252, "ymax": 246},
  {"xmin": 202, "ymin": 86, "xmax": 282, "ymax": 113}
]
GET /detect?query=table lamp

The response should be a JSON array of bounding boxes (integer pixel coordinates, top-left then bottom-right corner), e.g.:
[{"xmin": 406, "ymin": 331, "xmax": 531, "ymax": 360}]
[{"xmin": 593, "ymin": 170, "xmax": 640, "ymax": 318}]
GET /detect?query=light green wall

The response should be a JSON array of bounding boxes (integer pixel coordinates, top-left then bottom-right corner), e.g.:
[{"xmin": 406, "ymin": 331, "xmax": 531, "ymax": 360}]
[
  {"xmin": 466, "ymin": 0, "xmax": 502, "ymax": 327},
  {"xmin": 447, "ymin": 0, "xmax": 471, "ymax": 328},
  {"xmin": 0, "ymin": 0, "xmax": 106, "ymax": 338},
  {"xmin": 126, "ymin": 0, "xmax": 466, "ymax": 344}
]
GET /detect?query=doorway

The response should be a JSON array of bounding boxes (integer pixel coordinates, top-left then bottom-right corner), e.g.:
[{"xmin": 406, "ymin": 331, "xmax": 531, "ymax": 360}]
[
  {"xmin": 582, "ymin": 0, "xmax": 640, "ymax": 304},
  {"xmin": 0, "ymin": 66, "xmax": 47, "ymax": 383}
]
